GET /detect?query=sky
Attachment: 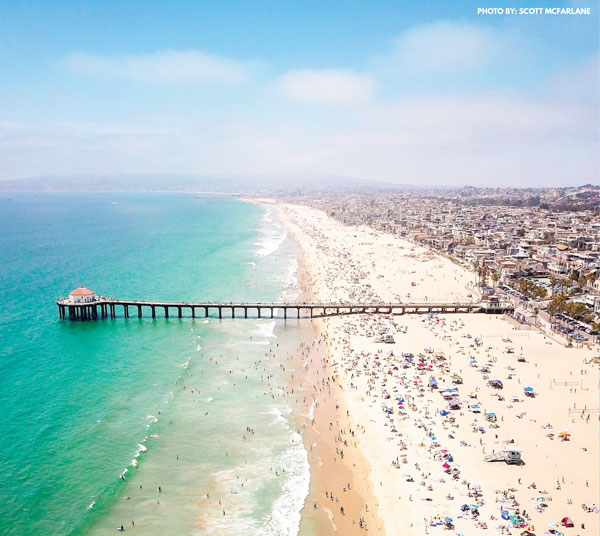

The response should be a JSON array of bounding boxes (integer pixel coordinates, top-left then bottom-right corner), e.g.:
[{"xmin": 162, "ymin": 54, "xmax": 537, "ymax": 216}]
[{"xmin": 0, "ymin": 0, "xmax": 598, "ymax": 187}]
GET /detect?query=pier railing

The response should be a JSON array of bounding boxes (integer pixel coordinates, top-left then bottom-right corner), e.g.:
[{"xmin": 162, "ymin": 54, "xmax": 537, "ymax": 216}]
[{"xmin": 56, "ymin": 297, "xmax": 513, "ymax": 321}]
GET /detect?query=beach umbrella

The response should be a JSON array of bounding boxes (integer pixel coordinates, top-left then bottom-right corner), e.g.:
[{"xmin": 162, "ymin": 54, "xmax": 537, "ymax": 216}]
[
  {"xmin": 442, "ymin": 462, "xmax": 450, "ymax": 468},
  {"xmin": 548, "ymin": 522, "xmax": 558, "ymax": 529},
  {"xmin": 444, "ymin": 517, "xmax": 453, "ymax": 523},
  {"xmin": 501, "ymin": 511, "xmax": 510, "ymax": 520}
]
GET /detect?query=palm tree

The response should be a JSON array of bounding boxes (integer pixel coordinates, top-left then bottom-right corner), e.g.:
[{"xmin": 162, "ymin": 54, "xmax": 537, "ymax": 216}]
[
  {"xmin": 585, "ymin": 272, "xmax": 596, "ymax": 289},
  {"xmin": 569, "ymin": 271, "xmax": 578, "ymax": 288},
  {"xmin": 491, "ymin": 270, "xmax": 500, "ymax": 290},
  {"xmin": 547, "ymin": 293, "xmax": 567, "ymax": 324},
  {"xmin": 482, "ymin": 266, "xmax": 489, "ymax": 288},
  {"xmin": 591, "ymin": 321, "xmax": 600, "ymax": 343},
  {"xmin": 473, "ymin": 262, "xmax": 481, "ymax": 286},
  {"xmin": 550, "ymin": 276, "xmax": 558, "ymax": 297}
]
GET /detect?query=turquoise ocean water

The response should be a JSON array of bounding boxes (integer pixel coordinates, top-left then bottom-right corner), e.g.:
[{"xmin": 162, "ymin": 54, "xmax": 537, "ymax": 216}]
[{"xmin": 0, "ymin": 193, "xmax": 311, "ymax": 535}]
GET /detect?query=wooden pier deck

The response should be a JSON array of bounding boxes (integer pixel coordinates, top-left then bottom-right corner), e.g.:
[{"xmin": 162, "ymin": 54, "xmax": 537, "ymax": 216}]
[{"xmin": 57, "ymin": 297, "xmax": 513, "ymax": 321}]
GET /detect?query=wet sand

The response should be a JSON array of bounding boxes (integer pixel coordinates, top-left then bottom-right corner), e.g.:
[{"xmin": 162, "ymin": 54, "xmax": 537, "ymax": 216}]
[{"xmin": 293, "ymin": 253, "xmax": 385, "ymax": 535}]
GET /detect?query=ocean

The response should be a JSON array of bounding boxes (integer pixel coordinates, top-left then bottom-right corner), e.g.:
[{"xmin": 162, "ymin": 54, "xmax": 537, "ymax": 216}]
[{"xmin": 0, "ymin": 193, "xmax": 311, "ymax": 535}]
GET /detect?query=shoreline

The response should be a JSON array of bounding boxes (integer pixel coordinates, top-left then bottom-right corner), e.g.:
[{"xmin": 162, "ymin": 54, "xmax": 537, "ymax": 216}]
[
  {"xmin": 259, "ymin": 198, "xmax": 599, "ymax": 536},
  {"xmin": 265, "ymin": 201, "xmax": 384, "ymax": 535}
]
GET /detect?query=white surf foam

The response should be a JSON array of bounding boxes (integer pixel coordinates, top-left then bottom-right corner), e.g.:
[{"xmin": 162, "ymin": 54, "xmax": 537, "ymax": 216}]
[
  {"xmin": 254, "ymin": 229, "xmax": 287, "ymax": 257},
  {"xmin": 202, "ymin": 423, "xmax": 310, "ymax": 536},
  {"xmin": 145, "ymin": 415, "xmax": 158, "ymax": 428},
  {"xmin": 282, "ymin": 258, "xmax": 299, "ymax": 288},
  {"xmin": 253, "ymin": 320, "xmax": 277, "ymax": 339},
  {"xmin": 131, "ymin": 442, "xmax": 148, "ymax": 467},
  {"xmin": 263, "ymin": 407, "xmax": 287, "ymax": 425},
  {"xmin": 178, "ymin": 357, "xmax": 192, "ymax": 369},
  {"xmin": 264, "ymin": 431, "xmax": 311, "ymax": 536}
]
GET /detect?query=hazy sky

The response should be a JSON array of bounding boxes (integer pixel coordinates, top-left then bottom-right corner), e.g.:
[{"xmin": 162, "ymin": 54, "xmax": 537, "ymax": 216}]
[{"xmin": 0, "ymin": 0, "xmax": 598, "ymax": 186}]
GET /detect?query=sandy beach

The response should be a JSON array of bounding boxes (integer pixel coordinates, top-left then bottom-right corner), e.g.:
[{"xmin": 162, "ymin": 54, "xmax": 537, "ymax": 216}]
[{"xmin": 260, "ymin": 199, "xmax": 600, "ymax": 536}]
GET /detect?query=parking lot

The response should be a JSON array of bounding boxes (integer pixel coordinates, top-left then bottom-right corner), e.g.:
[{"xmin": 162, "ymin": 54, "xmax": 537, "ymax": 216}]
[
  {"xmin": 551, "ymin": 313, "xmax": 597, "ymax": 342},
  {"xmin": 496, "ymin": 285, "xmax": 597, "ymax": 343}
]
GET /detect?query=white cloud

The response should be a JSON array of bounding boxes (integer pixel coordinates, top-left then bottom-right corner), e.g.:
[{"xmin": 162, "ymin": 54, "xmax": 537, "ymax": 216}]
[
  {"xmin": 375, "ymin": 20, "xmax": 512, "ymax": 76},
  {"xmin": 64, "ymin": 50, "xmax": 255, "ymax": 84},
  {"xmin": 276, "ymin": 69, "xmax": 374, "ymax": 106}
]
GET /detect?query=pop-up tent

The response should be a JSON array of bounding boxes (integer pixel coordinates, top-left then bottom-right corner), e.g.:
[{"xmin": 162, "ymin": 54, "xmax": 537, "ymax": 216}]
[{"xmin": 560, "ymin": 517, "xmax": 574, "ymax": 527}]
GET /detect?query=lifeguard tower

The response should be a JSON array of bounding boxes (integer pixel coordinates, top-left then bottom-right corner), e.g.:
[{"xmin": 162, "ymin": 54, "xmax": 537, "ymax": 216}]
[{"xmin": 485, "ymin": 445, "xmax": 522, "ymax": 465}]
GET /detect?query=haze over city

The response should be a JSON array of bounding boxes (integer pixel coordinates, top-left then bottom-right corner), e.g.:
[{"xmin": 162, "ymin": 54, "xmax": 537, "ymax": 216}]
[{"xmin": 0, "ymin": 0, "xmax": 598, "ymax": 187}]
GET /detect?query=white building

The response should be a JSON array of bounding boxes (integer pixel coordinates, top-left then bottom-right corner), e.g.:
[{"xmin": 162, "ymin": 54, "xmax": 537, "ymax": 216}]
[{"xmin": 69, "ymin": 286, "xmax": 96, "ymax": 303}]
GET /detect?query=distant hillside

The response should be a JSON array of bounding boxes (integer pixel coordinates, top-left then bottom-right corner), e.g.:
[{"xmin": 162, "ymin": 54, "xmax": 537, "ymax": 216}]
[{"xmin": 0, "ymin": 173, "xmax": 419, "ymax": 193}]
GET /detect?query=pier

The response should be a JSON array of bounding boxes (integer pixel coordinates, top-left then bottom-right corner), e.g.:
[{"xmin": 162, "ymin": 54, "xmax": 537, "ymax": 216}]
[{"xmin": 56, "ymin": 297, "xmax": 513, "ymax": 321}]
